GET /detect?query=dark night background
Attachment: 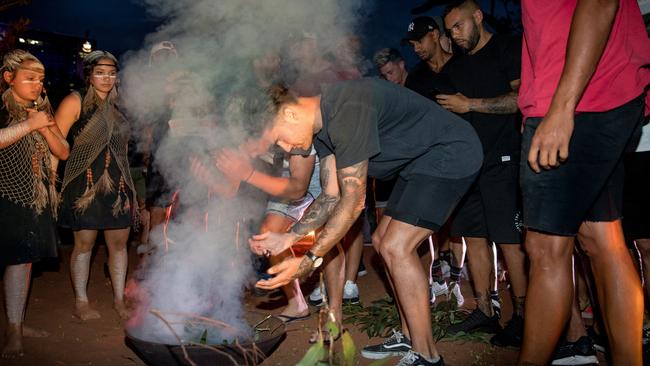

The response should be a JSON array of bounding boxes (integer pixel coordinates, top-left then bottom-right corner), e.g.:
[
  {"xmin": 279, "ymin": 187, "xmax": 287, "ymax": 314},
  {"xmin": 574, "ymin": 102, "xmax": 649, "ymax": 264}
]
[
  {"xmin": 0, "ymin": 0, "xmax": 526, "ymax": 105},
  {"xmin": 0, "ymin": 0, "xmax": 522, "ymax": 63}
]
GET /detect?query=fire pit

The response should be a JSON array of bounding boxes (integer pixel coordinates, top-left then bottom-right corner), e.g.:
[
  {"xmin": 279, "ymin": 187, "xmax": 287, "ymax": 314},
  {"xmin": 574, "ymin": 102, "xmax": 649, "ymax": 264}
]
[{"xmin": 125, "ymin": 314, "xmax": 286, "ymax": 366}]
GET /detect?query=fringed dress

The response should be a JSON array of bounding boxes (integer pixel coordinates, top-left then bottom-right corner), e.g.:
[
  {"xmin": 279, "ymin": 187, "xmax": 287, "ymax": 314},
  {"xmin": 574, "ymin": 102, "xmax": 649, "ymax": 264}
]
[
  {"xmin": 0, "ymin": 106, "xmax": 58, "ymax": 266},
  {"xmin": 59, "ymin": 97, "xmax": 135, "ymax": 230}
]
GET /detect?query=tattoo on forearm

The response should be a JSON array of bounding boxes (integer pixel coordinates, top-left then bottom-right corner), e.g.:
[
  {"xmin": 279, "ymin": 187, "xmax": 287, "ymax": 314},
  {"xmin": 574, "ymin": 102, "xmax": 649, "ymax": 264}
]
[
  {"xmin": 476, "ymin": 91, "xmax": 519, "ymax": 114},
  {"xmin": 292, "ymin": 257, "xmax": 313, "ymax": 280},
  {"xmin": 291, "ymin": 193, "xmax": 338, "ymax": 235},
  {"xmin": 291, "ymin": 156, "xmax": 340, "ymax": 235},
  {"xmin": 309, "ymin": 160, "xmax": 367, "ymax": 257}
]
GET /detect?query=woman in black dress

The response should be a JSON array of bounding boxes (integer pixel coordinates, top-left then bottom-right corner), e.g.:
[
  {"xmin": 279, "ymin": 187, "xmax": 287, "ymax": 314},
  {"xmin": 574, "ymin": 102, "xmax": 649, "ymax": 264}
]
[
  {"xmin": 0, "ymin": 49, "xmax": 69, "ymax": 357},
  {"xmin": 56, "ymin": 51, "xmax": 136, "ymax": 320}
]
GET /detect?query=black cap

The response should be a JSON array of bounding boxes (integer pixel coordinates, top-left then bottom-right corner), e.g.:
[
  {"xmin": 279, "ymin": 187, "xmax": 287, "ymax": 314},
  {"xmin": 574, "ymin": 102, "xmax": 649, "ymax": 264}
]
[{"xmin": 401, "ymin": 16, "xmax": 441, "ymax": 45}]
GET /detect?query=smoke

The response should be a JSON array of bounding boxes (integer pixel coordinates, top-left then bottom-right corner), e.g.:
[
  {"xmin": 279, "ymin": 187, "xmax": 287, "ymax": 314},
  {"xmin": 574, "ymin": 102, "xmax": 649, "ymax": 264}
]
[{"xmin": 121, "ymin": 0, "xmax": 368, "ymax": 345}]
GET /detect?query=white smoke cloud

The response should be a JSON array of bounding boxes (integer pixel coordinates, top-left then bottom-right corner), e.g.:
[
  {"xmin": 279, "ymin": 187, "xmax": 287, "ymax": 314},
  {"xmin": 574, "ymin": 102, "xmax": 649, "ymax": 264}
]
[{"xmin": 121, "ymin": 0, "xmax": 370, "ymax": 345}]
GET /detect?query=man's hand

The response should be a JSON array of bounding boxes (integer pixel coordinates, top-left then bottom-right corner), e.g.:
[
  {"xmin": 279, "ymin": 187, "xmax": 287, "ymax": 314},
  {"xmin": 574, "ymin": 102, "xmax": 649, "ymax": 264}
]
[
  {"xmin": 214, "ymin": 148, "xmax": 254, "ymax": 182},
  {"xmin": 190, "ymin": 156, "xmax": 239, "ymax": 197},
  {"xmin": 255, "ymin": 256, "xmax": 309, "ymax": 290},
  {"xmin": 189, "ymin": 156, "xmax": 217, "ymax": 187},
  {"xmin": 436, "ymin": 93, "xmax": 472, "ymax": 114},
  {"xmin": 527, "ymin": 108, "xmax": 574, "ymax": 173},
  {"xmin": 249, "ymin": 231, "xmax": 300, "ymax": 256}
]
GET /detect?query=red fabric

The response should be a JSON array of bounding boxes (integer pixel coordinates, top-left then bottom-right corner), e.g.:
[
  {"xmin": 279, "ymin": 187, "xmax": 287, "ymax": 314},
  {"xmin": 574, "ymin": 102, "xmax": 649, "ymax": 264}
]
[{"xmin": 519, "ymin": 0, "xmax": 650, "ymax": 118}]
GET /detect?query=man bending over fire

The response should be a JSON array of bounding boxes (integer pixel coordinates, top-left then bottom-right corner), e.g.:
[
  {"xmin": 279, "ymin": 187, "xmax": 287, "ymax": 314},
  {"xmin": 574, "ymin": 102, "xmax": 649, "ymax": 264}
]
[{"xmin": 249, "ymin": 78, "xmax": 483, "ymax": 366}]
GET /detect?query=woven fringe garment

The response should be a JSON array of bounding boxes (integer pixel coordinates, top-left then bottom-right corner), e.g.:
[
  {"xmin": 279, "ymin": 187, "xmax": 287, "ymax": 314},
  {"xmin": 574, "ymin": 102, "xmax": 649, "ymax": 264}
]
[
  {"xmin": 0, "ymin": 91, "xmax": 57, "ymax": 216},
  {"xmin": 61, "ymin": 101, "xmax": 135, "ymax": 218}
]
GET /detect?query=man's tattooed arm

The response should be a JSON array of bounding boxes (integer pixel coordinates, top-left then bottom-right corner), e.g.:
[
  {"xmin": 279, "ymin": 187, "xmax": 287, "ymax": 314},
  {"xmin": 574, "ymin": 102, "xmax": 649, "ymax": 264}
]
[
  {"xmin": 470, "ymin": 90, "xmax": 519, "ymax": 114},
  {"xmin": 293, "ymin": 159, "xmax": 368, "ymax": 279},
  {"xmin": 289, "ymin": 155, "xmax": 340, "ymax": 237},
  {"xmin": 469, "ymin": 79, "xmax": 521, "ymax": 114}
]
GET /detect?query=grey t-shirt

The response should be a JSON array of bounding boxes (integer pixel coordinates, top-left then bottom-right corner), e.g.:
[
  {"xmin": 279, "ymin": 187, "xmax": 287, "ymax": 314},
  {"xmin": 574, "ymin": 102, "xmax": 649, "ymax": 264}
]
[{"xmin": 314, "ymin": 78, "xmax": 482, "ymax": 180}]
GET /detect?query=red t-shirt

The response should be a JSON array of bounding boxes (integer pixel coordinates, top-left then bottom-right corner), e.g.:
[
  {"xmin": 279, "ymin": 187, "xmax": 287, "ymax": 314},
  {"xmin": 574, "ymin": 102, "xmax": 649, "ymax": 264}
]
[{"xmin": 518, "ymin": 0, "xmax": 650, "ymax": 118}]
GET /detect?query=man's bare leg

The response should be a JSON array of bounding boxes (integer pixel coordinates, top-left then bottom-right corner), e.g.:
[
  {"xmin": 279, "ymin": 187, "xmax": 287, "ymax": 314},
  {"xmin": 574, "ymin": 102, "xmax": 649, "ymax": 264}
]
[
  {"xmin": 371, "ymin": 215, "xmax": 409, "ymax": 337},
  {"xmin": 71, "ymin": 230, "xmax": 101, "ymax": 320},
  {"xmin": 577, "ymin": 220, "xmax": 642, "ymax": 365},
  {"xmin": 105, "ymin": 228, "xmax": 131, "ymax": 319},
  {"xmin": 499, "ymin": 244, "xmax": 528, "ymax": 314},
  {"xmin": 566, "ymin": 286, "xmax": 588, "ymax": 342},
  {"xmin": 378, "ymin": 218, "xmax": 438, "ymax": 359},
  {"xmin": 343, "ymin": 221, "xmax": 363, "ymax": 284},
  {"xmin": 465, "ymin": 237, "xmax": 495, "ymax": 316},
  {"xmin": 450, "ymin": 238, "xmax": 466, "ymax": 269},
  {"xmin": 635, "ymin": 239, "xmax": 650, "ymax": 314},
  {"xmin": 323, "ymin": 243, "xmax": 345, "ymax": 326},
  {"xmin": 518, "ymin": 231, "xmax": 574, "ymax": 365}
]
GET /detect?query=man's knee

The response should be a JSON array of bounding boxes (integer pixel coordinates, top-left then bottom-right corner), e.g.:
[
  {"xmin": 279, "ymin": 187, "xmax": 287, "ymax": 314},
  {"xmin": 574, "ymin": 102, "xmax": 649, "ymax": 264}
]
[
  {"xmin": 371, "ymin": 231, "xmax": 383, "ymax": 252},
  {"xmin": 578, "ymin": 220, "xmax": 624, "ymax": 257},
  {"xmin": 524, "ymin": 231, "xmax": 573, "ymax": 265}
]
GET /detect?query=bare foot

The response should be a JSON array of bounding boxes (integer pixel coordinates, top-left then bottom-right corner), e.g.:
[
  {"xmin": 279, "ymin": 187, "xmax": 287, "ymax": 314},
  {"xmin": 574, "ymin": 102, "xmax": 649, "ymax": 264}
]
[
  {"xmin": 2, "ymin": 325, "xmax": 24, "ymax": 358},
  {"xmin": 22, "ymin": 325, "xmax": 49, "ymax": 338},
  {"xmin": 74, "ymin": 301, "xmax": 101, "ymax": 320},
  {"xmin": 113, "ymin": 300, "xmax": 130, "ymax": 320}
]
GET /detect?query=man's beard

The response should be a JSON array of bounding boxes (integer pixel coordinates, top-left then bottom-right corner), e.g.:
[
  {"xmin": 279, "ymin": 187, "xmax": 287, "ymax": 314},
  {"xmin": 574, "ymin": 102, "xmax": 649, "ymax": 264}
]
[{"xmin": 464, "ymin": 23, "xmax": 481, "ymax": 53}]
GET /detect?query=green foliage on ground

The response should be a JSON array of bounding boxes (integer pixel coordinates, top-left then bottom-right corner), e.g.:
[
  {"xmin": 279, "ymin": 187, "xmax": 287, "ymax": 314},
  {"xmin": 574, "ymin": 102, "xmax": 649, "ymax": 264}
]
[{"xmin": 343, "ymin": 295, "xmax": 490, "ymax": 343}]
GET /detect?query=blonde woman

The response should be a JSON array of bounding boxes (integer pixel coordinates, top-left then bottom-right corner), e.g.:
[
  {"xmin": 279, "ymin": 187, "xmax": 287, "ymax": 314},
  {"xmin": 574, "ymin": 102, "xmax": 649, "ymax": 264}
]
[
  {"xmin": 0, "ymin": 49, "xmax": 69, "ymax": 357},
  {"xmin": 56, "ymin": 51, "xmax": 136, "ymax": 320}
]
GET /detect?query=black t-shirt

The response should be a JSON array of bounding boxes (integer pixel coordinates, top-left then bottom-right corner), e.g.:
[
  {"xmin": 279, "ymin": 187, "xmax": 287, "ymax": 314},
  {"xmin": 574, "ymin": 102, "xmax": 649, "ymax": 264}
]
[
  {"xmin": 404, "ymin": 61, "xmax": 456, "ymax": 101},
  {"xmin": 444, "ymin": 34, "xmax": 522, "ymax": 164},
  {"xmin": 313, "ymin": 78, "xmax": 482, "ymax": 180}
]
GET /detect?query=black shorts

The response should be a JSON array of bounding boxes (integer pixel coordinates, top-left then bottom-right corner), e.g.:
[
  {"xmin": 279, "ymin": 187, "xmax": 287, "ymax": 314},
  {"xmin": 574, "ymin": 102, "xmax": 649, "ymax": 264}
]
[
  {"xmin": 520, "ymin": 95, "xmax": 645, "ymax": 236},
  {"xmin": 450, "ymin": 160, "xmax": 523, "ymax": 244},
  {"xmin": 374, "ymin": 177, "xmax": 397, "ymax": 208},
  {"xmin": 385, "ymin": 173, "xmax": 478, "ymax": 231},
  {"xmin": 623, "ymin": 151, "xmax": 650, "ymax": 240}
]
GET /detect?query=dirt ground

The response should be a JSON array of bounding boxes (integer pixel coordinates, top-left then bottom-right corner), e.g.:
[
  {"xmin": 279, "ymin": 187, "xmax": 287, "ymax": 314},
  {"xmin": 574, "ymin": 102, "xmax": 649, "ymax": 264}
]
[{"xmin": 0, "ymin": 243, "xmax": 606, "ymax": 366}]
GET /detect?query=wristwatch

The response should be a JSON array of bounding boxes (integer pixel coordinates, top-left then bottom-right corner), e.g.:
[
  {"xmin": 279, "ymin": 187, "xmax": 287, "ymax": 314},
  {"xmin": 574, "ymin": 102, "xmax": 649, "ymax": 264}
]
[{"xmin": 304, "ymin": 250, "xmax": 323, "ymax": 269}]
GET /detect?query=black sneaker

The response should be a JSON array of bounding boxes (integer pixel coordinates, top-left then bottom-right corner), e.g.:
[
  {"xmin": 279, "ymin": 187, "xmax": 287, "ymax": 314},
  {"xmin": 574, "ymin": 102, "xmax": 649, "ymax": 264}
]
[
  {"xmin": 361, "ymin": 329, "xmax": 411, "ymax": 359},
  {"xmin": 447, "ymin": 308, "xmax": 501, "ymax": 335},
  {"xmin": 587, "ymin": 326, "xmax": 608, "ymax": 354},
  {"xmin": 357, "ymin": 261, "xmax": 368, "ymax": 277},
  {"xmin": 396, "ymin": 350, "xmax": 444, "ymax": 366},
  {"xmin": 551, "ymin": 336, "xmax": 599, "ymax": 365},
  {"xmin": 490, "ymin": 314, "xmax": 524, "ymax": 348}
]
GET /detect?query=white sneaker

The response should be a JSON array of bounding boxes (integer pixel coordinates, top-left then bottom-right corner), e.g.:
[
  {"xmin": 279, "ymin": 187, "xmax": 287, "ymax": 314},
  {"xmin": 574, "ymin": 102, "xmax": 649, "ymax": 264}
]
[
  {"xmin": 308, "ymin": 286, "xmax": 326, "ymax": 306},
  {"xmin": 429, "ymin": 282, "xmax": 448, "ymax": 304},
  {"xmin": 448, "ymin": 281, "xmax": 464, "ymax": 307},
  {"xmin": 343, "ymin": 280, "xmax": 360, "ymax": 304}
]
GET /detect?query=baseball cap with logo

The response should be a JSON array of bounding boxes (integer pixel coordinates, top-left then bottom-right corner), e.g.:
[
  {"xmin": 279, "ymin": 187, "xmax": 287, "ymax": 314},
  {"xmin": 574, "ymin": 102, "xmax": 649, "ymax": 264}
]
[{"xmin": 401, "ymin": 16, "xmax": 443, "ymax": 45}]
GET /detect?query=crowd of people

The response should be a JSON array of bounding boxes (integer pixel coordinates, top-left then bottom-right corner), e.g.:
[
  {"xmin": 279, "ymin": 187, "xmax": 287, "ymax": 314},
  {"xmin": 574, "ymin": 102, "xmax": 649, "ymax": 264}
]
[{"xmin": 0, "ymin": 0, "xmax": 649, "ymax": 365}]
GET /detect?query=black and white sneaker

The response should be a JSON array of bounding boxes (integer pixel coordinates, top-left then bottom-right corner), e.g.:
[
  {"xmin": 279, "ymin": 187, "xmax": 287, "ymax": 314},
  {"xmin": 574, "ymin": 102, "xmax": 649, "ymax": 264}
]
[
  {"xmin": 396, "ymin": 350, "xmax": 445, "ymax": 366},
  {"xmin": 361, "ymin": 329, "xmax": 411, "ymax": 359},
  {"xmin": 447, "ymin": 308, "xmax": 501, "ymax": 335},
  {"xmin": 490, "ymin": 314, "xmax": 524, "ymax": 348},
  {"xmin": 551, "ymin": 336, "xmax": 599, "ymax": 365},
  {"xmin": 587, "ymin": 326, "xmax": 608, "ymax": 354}
]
